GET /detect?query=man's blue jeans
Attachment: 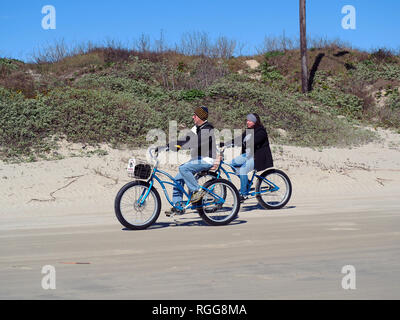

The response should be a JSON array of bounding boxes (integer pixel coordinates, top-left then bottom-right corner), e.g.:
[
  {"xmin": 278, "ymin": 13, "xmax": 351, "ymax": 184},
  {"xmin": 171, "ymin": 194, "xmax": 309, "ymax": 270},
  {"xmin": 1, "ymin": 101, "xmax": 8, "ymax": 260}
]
[
  {"xmin": 230, "ymin": 154, "xmax": 254, "ymax": 195},
  {"xmin": 172, "ymin": 158, "xmax": 213, "ymax": 205}
]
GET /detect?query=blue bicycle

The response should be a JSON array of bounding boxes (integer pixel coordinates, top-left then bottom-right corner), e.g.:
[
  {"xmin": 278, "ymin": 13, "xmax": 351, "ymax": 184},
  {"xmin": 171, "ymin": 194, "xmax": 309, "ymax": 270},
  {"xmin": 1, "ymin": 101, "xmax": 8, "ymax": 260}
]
[
  {"xmin": 114, "ymin": 147, "xmax": 241, "ymax": 230},
  {"xmin": 195, "ymin": 146, "xmax": 292, "ymax": 209}
]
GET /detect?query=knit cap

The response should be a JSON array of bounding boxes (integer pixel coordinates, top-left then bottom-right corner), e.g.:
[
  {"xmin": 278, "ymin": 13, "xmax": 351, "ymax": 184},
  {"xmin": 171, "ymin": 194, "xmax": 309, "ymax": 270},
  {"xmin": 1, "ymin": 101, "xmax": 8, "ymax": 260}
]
[
  {"xmin": 194, "ymin": 106, "xmax": 208, "ymax": 120},
  {"xmin": 246, "ymin": 113, "xmax": 257, "ymax": 123}
]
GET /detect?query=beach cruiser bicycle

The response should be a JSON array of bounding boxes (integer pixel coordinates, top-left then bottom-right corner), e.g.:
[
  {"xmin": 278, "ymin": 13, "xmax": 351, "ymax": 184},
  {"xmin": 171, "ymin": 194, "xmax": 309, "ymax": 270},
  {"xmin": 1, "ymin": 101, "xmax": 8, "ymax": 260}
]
[
  {"xmin": 114, "ymin": 146, "xmax": 241, "ymax": 230},
  {"xmin": 195, "ymin": 146, "xmax": 292, "ymax": 209}
]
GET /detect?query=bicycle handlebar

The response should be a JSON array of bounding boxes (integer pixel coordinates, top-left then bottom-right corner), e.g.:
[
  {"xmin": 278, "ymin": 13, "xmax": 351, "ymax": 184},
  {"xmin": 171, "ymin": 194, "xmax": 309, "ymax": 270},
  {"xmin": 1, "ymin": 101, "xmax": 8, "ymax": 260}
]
[
  {"xmin": 148, "ymin": 144, "xmax": 232, "ymax": 165},
  {"xmin": 217, "ymin": 144, "xmax": 234, "ymax": 154},
  {"xmin": 148, "ymin": 145, "xmax": 169, "ymax": 161}
]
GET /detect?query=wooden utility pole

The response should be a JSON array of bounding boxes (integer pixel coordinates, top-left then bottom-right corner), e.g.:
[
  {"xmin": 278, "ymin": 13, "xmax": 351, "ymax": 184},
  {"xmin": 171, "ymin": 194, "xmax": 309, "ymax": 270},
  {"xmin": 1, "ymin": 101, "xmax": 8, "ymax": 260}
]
[{"xmin": 299, "ymin": 0, "xmax": 309, "ymax": 93}]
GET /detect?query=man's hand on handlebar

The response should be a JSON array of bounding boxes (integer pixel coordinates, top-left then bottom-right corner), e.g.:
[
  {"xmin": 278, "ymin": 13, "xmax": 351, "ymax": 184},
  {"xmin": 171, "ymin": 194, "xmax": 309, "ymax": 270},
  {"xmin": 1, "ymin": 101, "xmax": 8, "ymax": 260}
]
[{"xmin": 149, "ymin": 146, "xmax": 167, "ymax": 159}]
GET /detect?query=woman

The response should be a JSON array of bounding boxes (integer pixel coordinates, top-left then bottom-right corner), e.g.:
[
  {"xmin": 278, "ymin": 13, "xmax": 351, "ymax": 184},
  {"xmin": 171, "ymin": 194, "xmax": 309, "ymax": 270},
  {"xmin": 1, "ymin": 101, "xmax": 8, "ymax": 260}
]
[{"xmin": 220, "ymin": 113, "xmax": 273, "ymax": 199}]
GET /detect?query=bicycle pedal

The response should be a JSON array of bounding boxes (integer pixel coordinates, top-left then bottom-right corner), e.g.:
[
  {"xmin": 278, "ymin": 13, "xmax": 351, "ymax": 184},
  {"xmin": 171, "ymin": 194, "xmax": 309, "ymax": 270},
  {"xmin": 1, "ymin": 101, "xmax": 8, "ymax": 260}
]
[{"xmin": 166, "ymin": 209, "xmax": 185, "ymax": 217}]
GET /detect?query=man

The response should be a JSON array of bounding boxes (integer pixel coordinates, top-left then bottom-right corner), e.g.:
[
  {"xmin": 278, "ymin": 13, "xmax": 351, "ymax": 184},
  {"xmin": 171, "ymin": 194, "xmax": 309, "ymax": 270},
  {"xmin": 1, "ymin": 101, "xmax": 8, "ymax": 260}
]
[{"xmin": 165, "ymin": 105, "xmax": 217, "ymax": 216}]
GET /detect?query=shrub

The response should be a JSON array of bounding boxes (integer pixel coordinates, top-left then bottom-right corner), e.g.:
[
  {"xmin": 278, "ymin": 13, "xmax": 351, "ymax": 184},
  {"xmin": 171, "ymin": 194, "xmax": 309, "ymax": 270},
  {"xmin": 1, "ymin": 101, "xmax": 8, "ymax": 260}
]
[
  {"xmin": 260, "ymin": 61, "xmax": 284, "ymax": 82},
  {"xmin": 351, "ymin": 61, "xmax": 400, "ymax": 83},
  {"xmin": 0, "ymin": 94, "xmax": 56, "ymax": 157},
  {"xmin": 309, "ymin": 88, "xmax": 364, "ymax": 119},
  {"xmin": 376, "ymin": 88, "xmax": 400, "ymax": 129},
  {"xmin": 41, "ymin": 88, "xmax": 158, "ymax": 144},
  {"xmin": 75, "ymin": 74, "xmax": 166, "ymax": 99},
  {"xmin": 259, "ymin": 53, "xmax": 284, "ymax": 83},
  {"xmin": 308, "ymin": 71, "xmax": 364, "ymax": 119},
  {"xmin": 0, "ymin": 58, "xmax": 20, "ymax": 74},
  {"xmin": 370, "ymin": 48, "xmax": 398, "ymax": 63},
  {"xmin": 264, "ymin": 51, "xmax": 285, "ymax": 59},
  {"xmin": 3, "ymin": 41, "xmax": 391, "ymax": 160},
  {"xmin": 179, "ymin": 89, "xmax": 206, "ymax": 101},
  {"xmin": 205, "ymin": 77, "xmax": 375, "ymax": 147}
]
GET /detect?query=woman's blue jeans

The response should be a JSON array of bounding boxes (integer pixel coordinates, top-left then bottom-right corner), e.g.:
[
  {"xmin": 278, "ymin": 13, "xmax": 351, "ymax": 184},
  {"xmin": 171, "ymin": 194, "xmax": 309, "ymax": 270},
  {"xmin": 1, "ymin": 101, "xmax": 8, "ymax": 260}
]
[{"xmin": 230, "ymin": 154, "xmax": 254, "ymax": 195}]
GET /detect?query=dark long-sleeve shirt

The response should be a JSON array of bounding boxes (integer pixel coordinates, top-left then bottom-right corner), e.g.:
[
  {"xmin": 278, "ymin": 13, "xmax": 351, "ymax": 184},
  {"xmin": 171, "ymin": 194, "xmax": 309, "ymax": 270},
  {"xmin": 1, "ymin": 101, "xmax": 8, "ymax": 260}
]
[{"xmin": 170, "ymin": 121, "xmax": 217, "ymax": 160}]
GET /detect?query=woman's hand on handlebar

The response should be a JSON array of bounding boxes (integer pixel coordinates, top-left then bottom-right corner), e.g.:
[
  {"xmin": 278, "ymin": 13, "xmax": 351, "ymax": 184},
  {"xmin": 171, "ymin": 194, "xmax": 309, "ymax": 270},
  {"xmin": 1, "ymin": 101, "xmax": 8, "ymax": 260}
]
[{"xmin": 217, "ymin": 143, "xmax": 233, "ymax": 154}]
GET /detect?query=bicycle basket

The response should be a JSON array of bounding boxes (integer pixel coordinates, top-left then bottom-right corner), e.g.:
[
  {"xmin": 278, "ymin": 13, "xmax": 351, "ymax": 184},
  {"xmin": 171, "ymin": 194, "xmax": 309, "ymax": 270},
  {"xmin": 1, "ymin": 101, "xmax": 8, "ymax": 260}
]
[{"xmin": 127, "ymin": 158, "xmax": 153, "ymax": 179}]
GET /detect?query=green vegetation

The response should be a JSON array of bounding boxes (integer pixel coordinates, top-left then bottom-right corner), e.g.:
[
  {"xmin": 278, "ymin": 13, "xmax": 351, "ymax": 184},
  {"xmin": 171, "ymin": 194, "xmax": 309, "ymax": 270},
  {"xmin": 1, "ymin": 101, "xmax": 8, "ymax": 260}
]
[
  {"xmin": 0, "ymin": 58, "xmax": 20, "ymax": 72},
  {"xmin": 308, "ymin": 71, "xmax": 364, "ymax": 119},
  {"xmin": 2, "ymin": 43, "xmax": 400, "ymax": 161},
  {"xmin": 179, "ymin": 89, "xmax": 206, "ymax": 101},
  {"xmin": 260, "ymin": 61, "xmax": 284, "ymax": 82},
  {"xmin": 351, "ymin": 60, "xmax": 400, "ymax": 83}
]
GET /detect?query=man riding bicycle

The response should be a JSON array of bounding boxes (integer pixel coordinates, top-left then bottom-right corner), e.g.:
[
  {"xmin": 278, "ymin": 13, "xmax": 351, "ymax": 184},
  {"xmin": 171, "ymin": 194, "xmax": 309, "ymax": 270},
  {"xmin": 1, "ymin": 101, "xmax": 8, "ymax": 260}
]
[{"xmin": 164, "ymin": 105, "xmax": 217, "ymax": 216}]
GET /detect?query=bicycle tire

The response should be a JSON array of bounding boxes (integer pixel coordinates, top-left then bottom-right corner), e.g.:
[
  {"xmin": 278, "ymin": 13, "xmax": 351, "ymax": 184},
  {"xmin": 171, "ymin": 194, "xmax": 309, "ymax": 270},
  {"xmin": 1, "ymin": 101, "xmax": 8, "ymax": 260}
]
[
  {"xmin": 196, "ymin": 178, "xmax": 240, "ymax": 226},
  {"xmin": 255, "ymin": 169, "xmax": 292, "ymax": 209},
  {"xmin": 114, "ymin": 180, "xmax": 161, "ymax": 230},
  {"xmin": 195, "ymin": 170, "xmax": 219, "ymax": 183}
]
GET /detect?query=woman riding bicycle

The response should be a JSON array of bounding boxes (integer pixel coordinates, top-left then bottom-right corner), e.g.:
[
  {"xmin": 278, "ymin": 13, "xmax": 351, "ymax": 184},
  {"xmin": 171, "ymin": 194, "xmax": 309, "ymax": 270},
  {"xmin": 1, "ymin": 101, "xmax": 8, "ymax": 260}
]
[{"xmin": 220, "ymin": 113, "xmax": 273, "ymax": 201}]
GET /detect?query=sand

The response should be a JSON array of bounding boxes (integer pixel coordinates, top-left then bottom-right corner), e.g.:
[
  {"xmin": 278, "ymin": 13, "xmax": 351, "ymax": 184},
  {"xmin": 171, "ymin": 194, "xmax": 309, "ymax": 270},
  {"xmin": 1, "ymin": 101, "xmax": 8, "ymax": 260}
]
[
  {"xmin": 0, "ymin": 127, "xmax": 399, "ymax": 230},
  {"xmin": 1, "ymin": 127, "xmax": 400, "ymax": 299}
]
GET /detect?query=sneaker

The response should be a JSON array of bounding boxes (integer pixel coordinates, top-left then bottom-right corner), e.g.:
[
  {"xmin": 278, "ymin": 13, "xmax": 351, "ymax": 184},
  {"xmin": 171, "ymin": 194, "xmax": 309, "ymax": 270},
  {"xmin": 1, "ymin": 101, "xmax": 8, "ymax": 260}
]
[
  {"xmin": 239, "ymin": 195, "xmax": 248, "ymax": 203},
  {"xmin": 190, "ymin": 189, "xmax": 206, "ymax": 203},
  {"xmin": 165, "ymin": 207, "xmax": 183, "ymax": 217}
]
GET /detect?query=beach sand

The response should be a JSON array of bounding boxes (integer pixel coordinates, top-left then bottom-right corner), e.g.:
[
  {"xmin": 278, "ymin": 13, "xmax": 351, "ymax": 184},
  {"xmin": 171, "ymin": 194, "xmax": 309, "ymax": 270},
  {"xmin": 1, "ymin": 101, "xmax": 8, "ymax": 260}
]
[{"xmin": 1, "ymin": 127, "xmax": 399, "ymax": 230}]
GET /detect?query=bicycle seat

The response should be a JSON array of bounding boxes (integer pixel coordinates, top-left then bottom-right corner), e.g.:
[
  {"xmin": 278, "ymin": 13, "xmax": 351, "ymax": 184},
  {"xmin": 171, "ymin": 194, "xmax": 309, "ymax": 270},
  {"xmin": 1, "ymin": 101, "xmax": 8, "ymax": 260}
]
[{"xmin": 210, "ymin": 155, "xmax": 222, "ymax": 171}]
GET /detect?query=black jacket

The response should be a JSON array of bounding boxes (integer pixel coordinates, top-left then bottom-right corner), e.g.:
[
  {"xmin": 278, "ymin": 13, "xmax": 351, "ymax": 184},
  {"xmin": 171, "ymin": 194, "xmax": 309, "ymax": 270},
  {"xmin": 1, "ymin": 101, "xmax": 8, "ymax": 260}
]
[
  {"xmin": 225, "ymin": 125, "xmax": 273, "ymax": 171},
  {"xmin": 170, "ymin": 121, "xmax": 216, "ymax": 160}
]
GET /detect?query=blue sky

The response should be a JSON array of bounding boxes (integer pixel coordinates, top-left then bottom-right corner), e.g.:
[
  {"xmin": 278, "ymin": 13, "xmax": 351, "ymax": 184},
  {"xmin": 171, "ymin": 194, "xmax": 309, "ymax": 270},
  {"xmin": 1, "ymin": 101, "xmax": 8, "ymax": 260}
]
[{"xmin": 1, "ymin": 0, "xmax": 399, "ymax": 61}]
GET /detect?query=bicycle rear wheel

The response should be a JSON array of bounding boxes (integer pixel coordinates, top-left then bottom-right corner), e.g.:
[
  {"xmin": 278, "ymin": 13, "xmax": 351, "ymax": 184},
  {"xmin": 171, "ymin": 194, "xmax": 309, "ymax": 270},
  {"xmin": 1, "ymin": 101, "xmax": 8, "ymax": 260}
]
[
  {"xmin": 197, "ymin": 179, "xmax": 240, "ymax": 226},
  {"xmin": 255, "ymin": 169, "xmax": 292, "ymax": 209},
  {"xmin": 195, "ymin": 170, "xmax": 218, "ymax": 185},
  {"xmin": 114, "ymin": 180, "xmax": 161, "ymax": 230},
  {"xmin": 195, "ymin": 171, "xmax": 226, "ymax": 207}
]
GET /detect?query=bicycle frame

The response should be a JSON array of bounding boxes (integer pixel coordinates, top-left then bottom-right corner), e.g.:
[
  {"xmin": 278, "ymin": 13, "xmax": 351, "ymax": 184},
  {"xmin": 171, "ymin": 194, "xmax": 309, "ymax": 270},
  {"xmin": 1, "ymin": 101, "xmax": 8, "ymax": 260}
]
[
  {"xmin": 137, "ymin": 149, "xmax": 226, "ymax": 212},
  {"xmin": 212, "ymin": 158, "xmax": 280, "ymax": 197}
]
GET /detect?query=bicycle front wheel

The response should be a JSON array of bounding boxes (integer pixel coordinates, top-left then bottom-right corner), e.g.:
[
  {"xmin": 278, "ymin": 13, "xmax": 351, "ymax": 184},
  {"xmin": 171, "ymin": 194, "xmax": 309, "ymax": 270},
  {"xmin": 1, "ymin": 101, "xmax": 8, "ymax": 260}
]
[
  {"xmin": 197, "ymin": 179, "xmax": 240, "ymax": 226},
  {"xmin": 255, "ymin": 169, "xmax": 292, "ymax": 209},
  {"xmin": 114, "ymin": 180, "xmax": 161, "ymax": 230}
]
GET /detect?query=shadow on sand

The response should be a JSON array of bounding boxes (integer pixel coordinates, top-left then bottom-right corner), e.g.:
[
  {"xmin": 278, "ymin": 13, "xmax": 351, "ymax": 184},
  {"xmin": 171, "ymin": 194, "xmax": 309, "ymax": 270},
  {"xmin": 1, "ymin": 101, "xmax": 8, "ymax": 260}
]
[
  {"xmin": 121, "ymin": 203, "xmax": 296, "ymax": 231},
  {"xmin": 241, "ymin": 203, "xmax": 296, "ymax": 212},
  {"xmin": 122, "ymin": 217, "xmax": 247, "ymax": 231}
]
